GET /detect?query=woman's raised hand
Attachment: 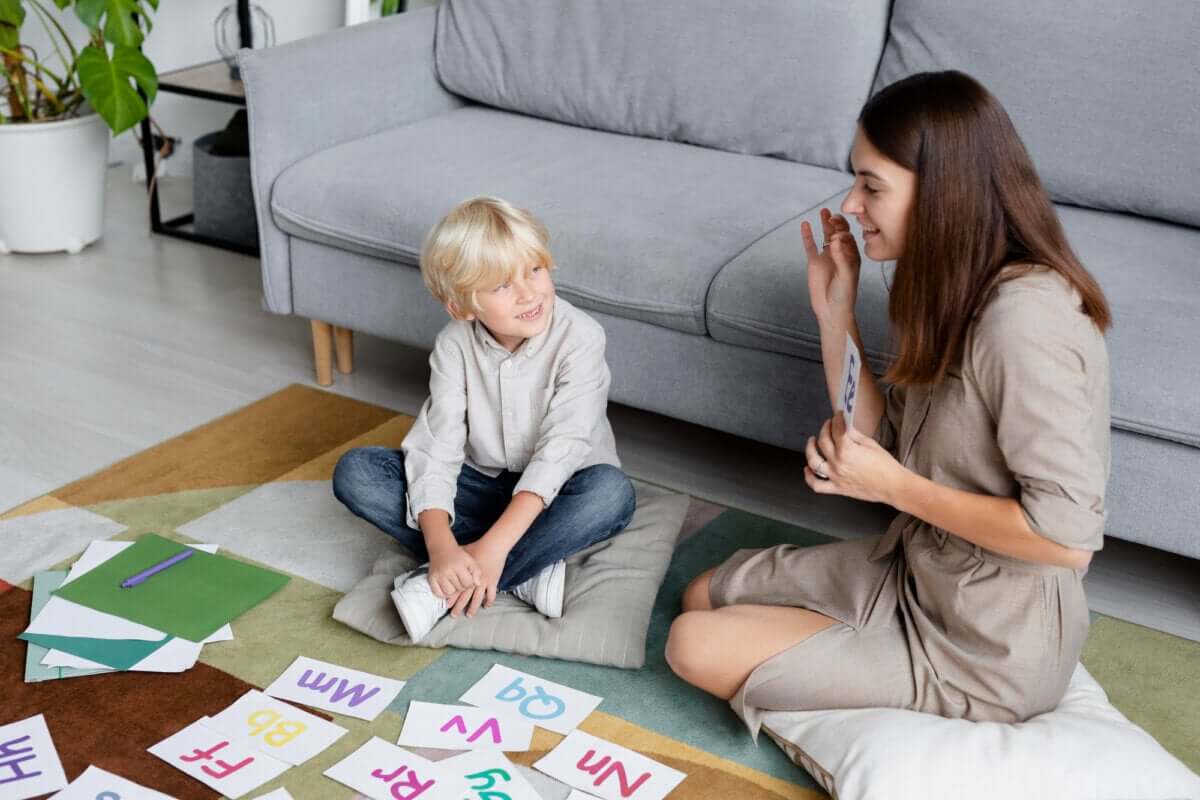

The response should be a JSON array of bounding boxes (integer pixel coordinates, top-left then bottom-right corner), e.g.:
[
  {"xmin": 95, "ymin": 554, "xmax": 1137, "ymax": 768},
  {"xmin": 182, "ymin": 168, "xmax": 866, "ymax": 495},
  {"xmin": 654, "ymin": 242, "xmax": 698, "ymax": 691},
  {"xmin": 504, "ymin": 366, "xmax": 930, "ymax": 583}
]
[{"xmin": 801, "ymin": 208, "xmax": 862, "ymax": 328}]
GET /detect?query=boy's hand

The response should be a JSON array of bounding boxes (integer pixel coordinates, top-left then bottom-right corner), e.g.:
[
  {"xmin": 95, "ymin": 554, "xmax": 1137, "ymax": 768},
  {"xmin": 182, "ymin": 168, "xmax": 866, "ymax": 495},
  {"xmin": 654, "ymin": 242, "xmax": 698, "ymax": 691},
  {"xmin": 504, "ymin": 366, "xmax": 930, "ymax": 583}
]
[
  {"xmin": 427, "ymin": 542, "xmax": 480, "ymax": 600},
  {"xmin": 451, "ymin": 539, "xmax": 509, "ymax": 618}
]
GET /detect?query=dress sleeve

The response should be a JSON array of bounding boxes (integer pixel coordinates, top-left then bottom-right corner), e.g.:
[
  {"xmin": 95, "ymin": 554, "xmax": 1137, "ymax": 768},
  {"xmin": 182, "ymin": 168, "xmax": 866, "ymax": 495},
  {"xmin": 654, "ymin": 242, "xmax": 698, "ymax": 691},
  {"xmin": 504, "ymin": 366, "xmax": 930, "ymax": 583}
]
[
  {"xmin": 966, "ymin": 289, "xmax": 1109, "ymax": 551},
  {"xmin": 872, "ymin": 382, "xmax": 906, "ymax": 458}
]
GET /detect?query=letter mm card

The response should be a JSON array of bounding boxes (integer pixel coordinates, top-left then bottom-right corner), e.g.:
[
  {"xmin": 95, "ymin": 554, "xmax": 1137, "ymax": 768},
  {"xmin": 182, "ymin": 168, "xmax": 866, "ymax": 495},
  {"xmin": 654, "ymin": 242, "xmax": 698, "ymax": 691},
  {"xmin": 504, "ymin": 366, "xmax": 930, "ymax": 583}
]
[
  {"xmin": 263, "ymin": 655, "xmax": 405, "ymax": 721},
  {"xmin": 534, "ymin": 730, "xmax": 686, "ymax": 800},
  {"xmin": 148, "ymin": 718, "xmax": 289, "ymax": 799},
  {"xmin": 397, "ymin": 701, "xmax": 534, "ymax": 752},
  {"xmin": 0, "ymin": 714, "xmax": 68, "ymax": 800},
  {"xmin": 460, "ymin": 663, "xmax": 603, "ymax": 735},
  {"xmin": 206, "ymin": 689, "xmax": 348, "ymax": 765},
  {"xmin": 439, "ymin": 750, "xmax": 542, "ymax": 800},
  {"xmin": 324, "ymin": 737, "xmax": 468, "ymax": 800}
]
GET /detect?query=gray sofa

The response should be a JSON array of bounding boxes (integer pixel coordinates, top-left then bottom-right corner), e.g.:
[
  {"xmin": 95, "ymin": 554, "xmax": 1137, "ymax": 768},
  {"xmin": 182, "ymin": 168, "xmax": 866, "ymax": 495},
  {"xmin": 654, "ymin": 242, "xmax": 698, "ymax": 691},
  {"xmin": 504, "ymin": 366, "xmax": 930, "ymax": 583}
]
[{"xmin": 239, "ymin": 0, "xmax": 1200, "ymax": 561}]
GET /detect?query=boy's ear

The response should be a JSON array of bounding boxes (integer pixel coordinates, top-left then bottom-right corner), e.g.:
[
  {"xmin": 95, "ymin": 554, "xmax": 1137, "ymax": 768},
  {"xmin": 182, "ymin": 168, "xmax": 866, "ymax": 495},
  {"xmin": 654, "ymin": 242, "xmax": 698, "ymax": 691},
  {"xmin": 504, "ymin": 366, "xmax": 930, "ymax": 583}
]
[{"xmin": 446, "ymin": 301, "xmax": 475, "ymax": 321}]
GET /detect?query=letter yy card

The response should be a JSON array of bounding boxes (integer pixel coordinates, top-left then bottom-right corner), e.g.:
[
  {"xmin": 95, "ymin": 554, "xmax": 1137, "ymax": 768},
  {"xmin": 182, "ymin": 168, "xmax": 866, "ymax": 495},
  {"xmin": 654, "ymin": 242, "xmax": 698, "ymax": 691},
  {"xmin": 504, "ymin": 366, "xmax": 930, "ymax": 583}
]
[
  {"xmin": 264, "ymin": 655, "xmax": 405, "ymax": 721},
  {"xmin": 838, "ymin": 332, "xmax": 862, "ymax": 431},
  {"xmin": 440, "ymin": 750, "xmax": 542, "ymax": 800},
  {"xmin": 460, "ymin": 664, "xmax": 603, "ymax": 735}
]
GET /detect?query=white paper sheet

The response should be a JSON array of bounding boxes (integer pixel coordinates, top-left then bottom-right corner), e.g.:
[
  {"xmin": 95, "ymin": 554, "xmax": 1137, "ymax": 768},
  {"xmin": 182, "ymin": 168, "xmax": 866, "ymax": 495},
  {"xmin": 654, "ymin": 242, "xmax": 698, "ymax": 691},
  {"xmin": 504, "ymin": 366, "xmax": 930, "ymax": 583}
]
[
  {"xmin": 148, "ymin": 718, "xmax": 290, "ymax": 800},
  {"xmin": 533, "ymin": 730, "xmax": 686, "ymax": 800},
  {"xmin": 49, "ymin": 764, "xmax": 174, "ymax": 799},
  {"xmin": 264, "ymin": 656, "xmax": 406, "ymax": 721},
  {"xmin": 397, "ymin": 701, "xmax": 533, "ymax": 752},
  {"xmin": 566, "ymin": 791, "xmax": 602, "ymax": 800},
  {"xmin": 207, "ymin": 689, "xmax": 348, "ymax": 765},
  {"xmin": 460, "ymin": 664, "xmax": 603, "ymax": 735},
  {"xmin": 440, "ymin": 750, "xmax": 542, "ymax": 800},
  {"xmin": 0, "ymin": 714, "xmax": 69, "ymax": 799},
  {"xmin": 324, "ymin": 737, "xmax": 467, "ymax": 800}
]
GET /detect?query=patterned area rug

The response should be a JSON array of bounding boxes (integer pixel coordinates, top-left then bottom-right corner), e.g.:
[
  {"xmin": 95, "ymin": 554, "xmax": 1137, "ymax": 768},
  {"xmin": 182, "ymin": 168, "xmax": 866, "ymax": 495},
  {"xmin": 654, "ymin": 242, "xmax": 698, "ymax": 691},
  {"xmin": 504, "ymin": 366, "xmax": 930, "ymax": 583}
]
[{"xmin": 2, "ymin": 384, "xmax": 1196, "ymax": 798}]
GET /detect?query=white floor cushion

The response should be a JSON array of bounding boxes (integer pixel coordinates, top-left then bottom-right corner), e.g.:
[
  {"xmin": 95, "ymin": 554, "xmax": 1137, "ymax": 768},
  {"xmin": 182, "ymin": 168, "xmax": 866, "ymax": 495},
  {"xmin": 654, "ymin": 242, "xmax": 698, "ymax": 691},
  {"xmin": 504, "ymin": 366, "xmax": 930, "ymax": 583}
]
[{"xmin": 760, "ymin": 663, "xmax": 1200, "ymax": 800}]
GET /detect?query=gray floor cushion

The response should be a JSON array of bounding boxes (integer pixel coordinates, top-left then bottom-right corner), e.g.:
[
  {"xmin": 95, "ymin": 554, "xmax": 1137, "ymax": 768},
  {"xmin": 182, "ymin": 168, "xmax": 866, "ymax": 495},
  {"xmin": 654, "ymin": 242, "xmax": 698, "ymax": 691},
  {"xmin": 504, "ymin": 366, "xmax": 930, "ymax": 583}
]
[{"xmin": 332, "ymin": 491, "xmax": 689, "ymax": 669}]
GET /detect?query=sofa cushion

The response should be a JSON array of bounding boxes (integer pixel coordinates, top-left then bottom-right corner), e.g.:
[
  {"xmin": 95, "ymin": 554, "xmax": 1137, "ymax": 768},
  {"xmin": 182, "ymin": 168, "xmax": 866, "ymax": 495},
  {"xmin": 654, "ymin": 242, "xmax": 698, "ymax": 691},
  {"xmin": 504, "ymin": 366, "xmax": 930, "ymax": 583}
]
[
  {"xmin": 433, "ymin": 0, "xmax": 891, "ymax": 171},
  {"xmin": 706, "ymin": 199, "xmax": 1200, "ymax": 448},
  {"xmin": 873, "ymin": 0, "xmax": 1200, "ymax": 228},
  {"xmin": 271, "ymin": 106, "xmax": 851, "ymax": 335}
]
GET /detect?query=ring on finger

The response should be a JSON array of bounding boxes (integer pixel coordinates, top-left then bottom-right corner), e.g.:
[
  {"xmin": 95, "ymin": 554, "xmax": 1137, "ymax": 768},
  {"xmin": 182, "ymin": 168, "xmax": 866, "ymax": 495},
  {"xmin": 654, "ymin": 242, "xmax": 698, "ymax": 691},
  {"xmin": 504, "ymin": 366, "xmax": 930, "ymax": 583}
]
[{"xmin": 814, "ymin": 457, "xmax": 830, "ymax": 480}]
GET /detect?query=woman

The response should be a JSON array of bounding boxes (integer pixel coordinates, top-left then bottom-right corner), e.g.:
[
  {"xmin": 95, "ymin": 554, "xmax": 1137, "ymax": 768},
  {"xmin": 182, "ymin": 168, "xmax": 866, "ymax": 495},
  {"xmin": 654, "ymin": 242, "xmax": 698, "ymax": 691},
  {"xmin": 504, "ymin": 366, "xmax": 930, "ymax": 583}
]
[{"xmin": 665, "ymin": 71, "xmax": 1111, "ymax": 735}]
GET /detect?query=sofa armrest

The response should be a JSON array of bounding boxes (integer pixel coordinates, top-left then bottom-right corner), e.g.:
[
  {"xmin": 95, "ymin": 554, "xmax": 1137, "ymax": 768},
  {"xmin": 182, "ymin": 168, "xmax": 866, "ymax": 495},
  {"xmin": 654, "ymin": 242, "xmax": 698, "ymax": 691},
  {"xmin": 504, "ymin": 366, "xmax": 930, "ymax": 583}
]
[{"xmin": 238, "ymin": 7, "xmax": 465, "ymax": 314}]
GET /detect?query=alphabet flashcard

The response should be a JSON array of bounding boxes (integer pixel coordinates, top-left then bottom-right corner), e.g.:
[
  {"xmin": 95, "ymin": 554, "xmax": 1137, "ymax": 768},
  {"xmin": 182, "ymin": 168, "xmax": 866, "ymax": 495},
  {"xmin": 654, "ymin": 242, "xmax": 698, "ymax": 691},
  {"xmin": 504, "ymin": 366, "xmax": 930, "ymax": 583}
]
[
  {"xmin": 207, "ymin": 689, "xmax": 348, "ymax": 765},
  {"xmin": 252, "ymin": 790, "xmax": 294, "ymax": 800},
  {"xmin": 460, "ymin": 664, "xmax": 603, "ymax": 735},
  {"xmin": 323, "ymin": 736, "xmax": 468, "ymax": 800},
  {"xmin": 49, "ymin": 765, "xmax": 173, "ymax": 799},
  {"xmin": 264, "ymin": 655, "xmax": 406, "ymax": 721},
  {"xmin": 440, "ymin": 749, "xmax": 542, "ymax": 800},
  {"xmin": 397, "ymin": 701, "xmax": 534, "ymax": 752},
  {"xmin": 0, "ymin": 714, "xmax": 68, "ymax": 799},
  {"xmin": 838, "ymin": 332, "xmax": 861, "ymax": 431},
  {"xmin": 533, "ymin": 730, "xmax": 686, "ymax": 800},
  {"xmin": 566, "ymin": 791, "xmax": 602, "ymax": 800},
  {"xmin": 147, "ymin": 718, "xmax": 289, "ymax": 799}
]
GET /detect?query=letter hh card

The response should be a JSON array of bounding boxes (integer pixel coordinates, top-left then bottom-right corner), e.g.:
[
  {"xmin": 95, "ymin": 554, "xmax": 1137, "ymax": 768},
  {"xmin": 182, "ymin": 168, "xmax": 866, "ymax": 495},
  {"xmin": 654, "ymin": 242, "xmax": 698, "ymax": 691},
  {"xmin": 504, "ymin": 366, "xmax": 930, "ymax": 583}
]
[
  {"xmin": 147, "ymin": 718, "xmax": 289, "ymax": 799},
  {"xmin": 440, "ymin": 750, "xmax": 542, "ymax": 800},
  {"xmin": 0, "ymin": 714, "xmax": 68, "ymax": 799},
  {"xmin": 533, "ymin": 730, "xmax": 686, "ymax": 800},
  {"xmin": 263, "ymin": 655, "xmax": 405, "ymax": 721},
  {"xmin": 324, "ymin": 737, "xmax": 468, "ymax": 800},
  {"xmin": 460, "ymin": 663, "xmax": 603, "ymax": 735},
  {"xmin": 838, "ymin": 332, "xmax": 862, "ymax": 431},
  {"xmin": 49, "ymin": 765, "xmax": 174, "ymax": 799},
  {"xmin": 207, "ymin": 689, "xmax": 348, "ymax": 765},
  {"xmin": 397, "ymin": 701, "xmax": 534, "ymax": 752}
]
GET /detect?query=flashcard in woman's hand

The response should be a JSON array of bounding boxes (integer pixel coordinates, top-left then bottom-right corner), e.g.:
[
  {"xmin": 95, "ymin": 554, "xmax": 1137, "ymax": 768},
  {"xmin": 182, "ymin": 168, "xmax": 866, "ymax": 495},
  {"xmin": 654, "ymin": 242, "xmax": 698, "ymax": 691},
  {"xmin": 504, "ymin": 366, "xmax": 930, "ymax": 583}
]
[{"xmin": 839, "ymin": 333, "xmax": 862, "ymax": 431}]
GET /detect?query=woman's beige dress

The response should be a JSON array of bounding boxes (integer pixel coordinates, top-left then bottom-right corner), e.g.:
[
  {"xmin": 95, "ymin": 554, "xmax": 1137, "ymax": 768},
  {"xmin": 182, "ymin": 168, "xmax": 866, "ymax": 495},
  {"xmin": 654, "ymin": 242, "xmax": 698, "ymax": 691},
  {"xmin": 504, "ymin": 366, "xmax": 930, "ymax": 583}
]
[{"xmin": 709, "ymin": 267, "xmax": 1110, "ymax": 737}]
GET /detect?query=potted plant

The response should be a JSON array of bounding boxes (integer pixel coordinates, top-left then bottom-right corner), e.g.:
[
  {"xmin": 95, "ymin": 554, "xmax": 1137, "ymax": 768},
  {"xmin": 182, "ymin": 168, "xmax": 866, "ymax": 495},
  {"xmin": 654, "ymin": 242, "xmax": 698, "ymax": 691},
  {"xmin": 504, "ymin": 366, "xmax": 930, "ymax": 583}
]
[{"xmin": 0, "ymin": 0, "xmax": 161, "ymax": 254}]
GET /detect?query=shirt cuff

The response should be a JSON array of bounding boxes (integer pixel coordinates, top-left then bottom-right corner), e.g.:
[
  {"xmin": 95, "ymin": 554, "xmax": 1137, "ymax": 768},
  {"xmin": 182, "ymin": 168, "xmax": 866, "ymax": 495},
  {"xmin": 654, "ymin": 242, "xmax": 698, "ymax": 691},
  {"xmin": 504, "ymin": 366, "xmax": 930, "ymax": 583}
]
[
  {"xmin": 1019, "ymin": 479, "xmax": 1106, "ymax": 551},
  {"xmin": 405, "ymin": 478, "xmax": 458, "ymax": 531},
  {"xmin": 513, "ymin": 460, "xmax": 570, "ymax": 508}
]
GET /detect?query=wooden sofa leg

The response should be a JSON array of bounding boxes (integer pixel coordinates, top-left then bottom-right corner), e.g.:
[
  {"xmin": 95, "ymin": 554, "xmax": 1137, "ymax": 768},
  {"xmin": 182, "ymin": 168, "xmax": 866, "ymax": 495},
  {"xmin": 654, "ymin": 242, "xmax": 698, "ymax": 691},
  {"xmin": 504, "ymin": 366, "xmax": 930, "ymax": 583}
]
[
  {"xmin": 333, "ymin": 326, "xmax": 354, "ymax": 374},
  {"xmin": 311, "ymin": 320, "xmax": 334, "ymax": 386}
]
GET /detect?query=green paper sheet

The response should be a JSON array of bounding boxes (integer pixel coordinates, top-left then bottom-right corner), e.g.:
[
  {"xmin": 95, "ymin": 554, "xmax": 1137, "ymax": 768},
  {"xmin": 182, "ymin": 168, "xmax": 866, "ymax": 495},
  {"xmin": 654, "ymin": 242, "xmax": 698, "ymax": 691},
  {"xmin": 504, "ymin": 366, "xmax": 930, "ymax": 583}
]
[
  {"xmin": 52, "ymin": 533, "xmax": 289, "ymax": 643},
  {"xmin": 23, "ymin": 572, "xmax": 111, "ymax": 682}
]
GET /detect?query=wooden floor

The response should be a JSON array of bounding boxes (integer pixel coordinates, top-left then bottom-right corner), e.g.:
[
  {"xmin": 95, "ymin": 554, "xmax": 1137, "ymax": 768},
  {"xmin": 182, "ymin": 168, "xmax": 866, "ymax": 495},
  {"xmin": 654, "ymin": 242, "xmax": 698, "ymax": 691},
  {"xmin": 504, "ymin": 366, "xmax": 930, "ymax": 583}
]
[{"xmin": 3, "ymin": 168, "xmax": 1198, "ymax": 642}]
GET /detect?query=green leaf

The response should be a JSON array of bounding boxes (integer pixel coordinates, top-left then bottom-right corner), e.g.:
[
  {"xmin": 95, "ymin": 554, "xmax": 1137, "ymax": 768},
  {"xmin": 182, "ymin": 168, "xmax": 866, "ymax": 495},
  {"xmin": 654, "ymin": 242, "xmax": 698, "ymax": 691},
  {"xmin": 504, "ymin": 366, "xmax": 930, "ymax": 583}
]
[
  {"xmin": 381, "ymin": 0, "xmax": 401, "ymax": 15},
  {"xmin": 53, "ymin": 0, "xmax": 70, "ymax": 9},
  {"xmin": 77, "ymin": 42, "xmax": 147, "ymax": 133},
  {"xmin": 0, "ymin": 27, "xmax": 19, "ymax": 51},
  {"xmin": 112, "ymin": 42, "xmax": 153, "ymax": 103},
  {"xmin": 75, "ymin": 0, "xmax": 104, "ymax": 31},
  {"xmin": 0, "ymin": 0, "xmax": 25, "ymax": 27},
  {"xmin": 102, "ymin": 0, "xmax": 141, "ymax": 47}
]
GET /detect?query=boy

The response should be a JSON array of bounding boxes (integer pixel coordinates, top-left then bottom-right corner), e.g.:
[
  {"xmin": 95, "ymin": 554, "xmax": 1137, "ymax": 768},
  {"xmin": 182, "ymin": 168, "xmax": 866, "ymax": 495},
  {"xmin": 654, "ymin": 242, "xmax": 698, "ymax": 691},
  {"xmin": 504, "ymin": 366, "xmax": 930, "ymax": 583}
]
[{"xmin": 333, "ymin": 197, "xmax": 636, "ymax": 643}]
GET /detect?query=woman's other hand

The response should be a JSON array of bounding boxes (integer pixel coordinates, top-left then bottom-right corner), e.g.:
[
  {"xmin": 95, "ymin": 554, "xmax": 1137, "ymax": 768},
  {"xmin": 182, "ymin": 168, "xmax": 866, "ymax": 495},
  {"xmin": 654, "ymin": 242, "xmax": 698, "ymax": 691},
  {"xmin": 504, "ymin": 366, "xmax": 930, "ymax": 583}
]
[
  {"xmin": 802, "ymin": 208, "xmax": 862, "ymax": 329},
  {"xmin": 805, "ymin": 412, "xmax": 904, "ymax": 506}
]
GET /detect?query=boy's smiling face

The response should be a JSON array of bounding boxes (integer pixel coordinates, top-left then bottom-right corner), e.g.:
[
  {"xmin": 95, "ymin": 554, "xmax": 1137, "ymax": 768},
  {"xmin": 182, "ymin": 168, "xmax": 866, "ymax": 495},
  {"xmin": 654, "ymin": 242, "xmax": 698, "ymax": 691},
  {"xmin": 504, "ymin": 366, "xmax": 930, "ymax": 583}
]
[{"xmin": 451, "ymin": 262, "xmax": 556, "ymax": 352}]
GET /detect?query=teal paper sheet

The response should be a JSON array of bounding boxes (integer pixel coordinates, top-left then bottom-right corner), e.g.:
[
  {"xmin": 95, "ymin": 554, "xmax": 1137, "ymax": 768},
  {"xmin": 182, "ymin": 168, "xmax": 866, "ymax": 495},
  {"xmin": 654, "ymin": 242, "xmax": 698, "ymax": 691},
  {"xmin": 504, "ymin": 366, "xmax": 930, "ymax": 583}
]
[{"xmin": 23, "ymin": 571, "xmax": 112, "ymax": 682}]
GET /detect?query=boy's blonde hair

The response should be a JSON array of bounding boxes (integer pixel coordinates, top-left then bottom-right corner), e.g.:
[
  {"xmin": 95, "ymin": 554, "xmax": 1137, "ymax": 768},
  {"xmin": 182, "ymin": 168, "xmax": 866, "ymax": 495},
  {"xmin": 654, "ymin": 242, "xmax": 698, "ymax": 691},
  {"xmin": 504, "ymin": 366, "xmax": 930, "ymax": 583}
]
[{"xmin": 420, "ymin": 196, "xmax": 554, "ymax": 313}]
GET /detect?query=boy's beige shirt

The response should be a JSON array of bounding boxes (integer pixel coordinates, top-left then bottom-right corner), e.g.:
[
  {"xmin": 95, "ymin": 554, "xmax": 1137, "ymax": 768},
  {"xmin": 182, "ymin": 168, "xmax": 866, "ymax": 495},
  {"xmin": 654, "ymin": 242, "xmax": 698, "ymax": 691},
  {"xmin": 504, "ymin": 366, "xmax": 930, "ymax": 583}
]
[{"xmin": 402, "ymin": 297, "xmax": 620, "ymax": 528}]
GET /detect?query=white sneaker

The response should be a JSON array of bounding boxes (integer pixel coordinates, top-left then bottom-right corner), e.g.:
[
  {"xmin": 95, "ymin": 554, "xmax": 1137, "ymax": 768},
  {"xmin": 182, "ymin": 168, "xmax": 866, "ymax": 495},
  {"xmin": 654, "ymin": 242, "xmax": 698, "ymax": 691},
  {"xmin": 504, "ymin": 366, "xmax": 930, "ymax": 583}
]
[
  {"xmin": 390, "ymin": 570, "xmax": 450, "ymax": 643},
  {"xmin": 509, "ymin": 560, "xmax": 566, "ymax": 618}
]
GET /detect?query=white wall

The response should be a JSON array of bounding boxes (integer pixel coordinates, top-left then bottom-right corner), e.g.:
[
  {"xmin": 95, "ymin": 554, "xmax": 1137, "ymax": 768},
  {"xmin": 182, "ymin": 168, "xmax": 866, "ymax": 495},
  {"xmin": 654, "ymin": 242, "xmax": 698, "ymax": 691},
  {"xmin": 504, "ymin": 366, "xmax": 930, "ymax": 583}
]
[{"xmin": 17, "ymin": 1, "xmax": 347, "ymax": 176}]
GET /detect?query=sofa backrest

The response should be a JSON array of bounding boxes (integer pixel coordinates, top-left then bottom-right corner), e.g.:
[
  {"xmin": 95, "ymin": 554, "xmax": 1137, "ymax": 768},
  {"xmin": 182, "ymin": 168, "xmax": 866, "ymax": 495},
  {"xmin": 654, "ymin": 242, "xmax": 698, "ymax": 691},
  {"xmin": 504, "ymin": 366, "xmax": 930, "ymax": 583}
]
[
  {"xmin": 873, "ymin": 0, "xmax": 1200, "ymax": 228},
  {"xmin": 434, "ymin": 0, "xmax": 891, "ymax": 172}
]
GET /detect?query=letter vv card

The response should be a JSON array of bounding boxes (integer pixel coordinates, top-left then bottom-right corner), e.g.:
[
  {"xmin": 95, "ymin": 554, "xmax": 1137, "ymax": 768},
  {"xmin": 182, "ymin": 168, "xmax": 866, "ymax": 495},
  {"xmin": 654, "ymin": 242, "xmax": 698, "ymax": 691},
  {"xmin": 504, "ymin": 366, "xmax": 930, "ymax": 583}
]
[{"xmin": 460, "ymin": 664, "xmax": 603, "ymax": 734}]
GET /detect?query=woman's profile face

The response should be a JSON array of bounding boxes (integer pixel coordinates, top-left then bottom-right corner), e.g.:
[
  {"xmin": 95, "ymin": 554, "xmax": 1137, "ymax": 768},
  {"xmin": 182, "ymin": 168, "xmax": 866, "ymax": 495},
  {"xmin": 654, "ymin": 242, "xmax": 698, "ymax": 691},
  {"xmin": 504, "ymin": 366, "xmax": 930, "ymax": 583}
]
[{"xmin": 841, "ymin": 127, "xmax": 917, "ymax": 263}]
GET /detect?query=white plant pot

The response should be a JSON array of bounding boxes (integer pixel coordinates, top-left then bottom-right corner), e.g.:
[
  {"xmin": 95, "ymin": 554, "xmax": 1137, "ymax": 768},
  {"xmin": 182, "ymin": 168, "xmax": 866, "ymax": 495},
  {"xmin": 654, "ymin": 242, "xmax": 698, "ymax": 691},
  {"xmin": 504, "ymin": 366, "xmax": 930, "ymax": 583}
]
[{"xmin": 0, "ymin": 111, "xmax": 110, "ymax": 254}]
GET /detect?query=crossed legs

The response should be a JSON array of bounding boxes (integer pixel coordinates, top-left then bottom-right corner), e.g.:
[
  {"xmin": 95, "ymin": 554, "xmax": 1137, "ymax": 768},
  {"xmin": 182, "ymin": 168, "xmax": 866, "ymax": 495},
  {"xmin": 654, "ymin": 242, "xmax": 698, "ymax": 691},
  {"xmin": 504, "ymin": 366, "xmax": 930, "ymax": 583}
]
[{"xmin": 665, "ymin": 568, "xmax": 838, "ymax": 700}]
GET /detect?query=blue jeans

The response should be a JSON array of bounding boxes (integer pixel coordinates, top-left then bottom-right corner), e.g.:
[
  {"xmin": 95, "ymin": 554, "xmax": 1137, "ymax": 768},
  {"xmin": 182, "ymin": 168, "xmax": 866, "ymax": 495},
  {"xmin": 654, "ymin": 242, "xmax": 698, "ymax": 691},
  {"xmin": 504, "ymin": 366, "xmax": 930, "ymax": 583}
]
[{"xmin": 332, "ymin": 447, "xmax": 637, "ymax": 590}]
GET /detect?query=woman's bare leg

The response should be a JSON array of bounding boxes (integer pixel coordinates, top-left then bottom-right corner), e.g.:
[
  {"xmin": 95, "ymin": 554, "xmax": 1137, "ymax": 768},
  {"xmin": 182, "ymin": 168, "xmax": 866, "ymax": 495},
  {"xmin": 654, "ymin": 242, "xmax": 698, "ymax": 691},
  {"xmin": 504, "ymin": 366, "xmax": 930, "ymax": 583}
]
[{"xmin": 668, "ymin": 570, "xmax": 837, "ymax": 700}]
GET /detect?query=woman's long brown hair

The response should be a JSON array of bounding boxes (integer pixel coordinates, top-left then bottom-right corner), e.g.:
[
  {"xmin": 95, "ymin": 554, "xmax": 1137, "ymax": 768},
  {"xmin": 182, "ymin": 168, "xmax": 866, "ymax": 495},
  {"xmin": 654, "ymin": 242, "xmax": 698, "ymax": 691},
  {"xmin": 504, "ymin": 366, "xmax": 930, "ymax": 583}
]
[{"xmin": 860, "ymin": 71, "xmax": 1111, "ymax": 386}]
